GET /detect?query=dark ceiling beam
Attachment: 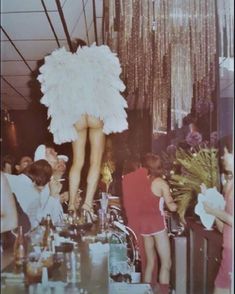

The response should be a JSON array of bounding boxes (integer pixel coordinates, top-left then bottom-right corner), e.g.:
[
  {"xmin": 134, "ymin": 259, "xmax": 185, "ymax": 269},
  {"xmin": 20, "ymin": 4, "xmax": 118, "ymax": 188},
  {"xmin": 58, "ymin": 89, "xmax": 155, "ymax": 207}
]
[
  {"xmin": 55, "ymin": 0, "xmax": 73, "ymax": 52},
  {"xmin": 0, "ymin": 26, "xmax": 33, "ymax": 73},
  {"xmin": 82, "ymin": 0, "xmax": 90, "ymax": 45},
  {"xmin": 1, "ymin": 76, "xmax": 31, "ymax": 103},
  {"xmin": 41, "ymin": 0, "xmax": 60, "ymax": 48},
  {"xmin": 92, "ymin": 0, "xmax": 98, "ymax": 44}
]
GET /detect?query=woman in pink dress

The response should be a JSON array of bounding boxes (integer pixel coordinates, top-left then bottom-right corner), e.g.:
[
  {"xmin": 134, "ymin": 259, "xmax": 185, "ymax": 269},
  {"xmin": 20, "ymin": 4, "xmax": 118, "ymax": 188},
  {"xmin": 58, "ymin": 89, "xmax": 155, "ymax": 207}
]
[{"xmin": 203, "ymin": 145, "xmax": 233, "ymax": 294}]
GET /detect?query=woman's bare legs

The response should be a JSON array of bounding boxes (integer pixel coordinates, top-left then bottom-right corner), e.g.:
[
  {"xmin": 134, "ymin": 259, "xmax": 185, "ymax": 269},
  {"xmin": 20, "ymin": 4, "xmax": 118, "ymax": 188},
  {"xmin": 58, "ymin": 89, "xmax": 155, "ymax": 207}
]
[
  {"xmin": 82, "ymin": 115, "xmax": 105, "ymax": 209},
  {"xmin": 68, "ymin": 114, "xmax": 105, "ymax": 212},
  {"xmin": 214, "ymin": 288, "xmax": 230, "ymax": 294},
  {"xmin": 143, "ymin": 230, "xmax": 171, "ymax": 284},
  {"xmin": 154, "ymin": 230, "xmax": 171, "ymax": 284},
  {"xmin": 68, "ymin": 116, "xmax": 87, "ymax": 211},
  {"xmin": 143, "ymin": 236, "xmax": 156, "ymax": 283}
]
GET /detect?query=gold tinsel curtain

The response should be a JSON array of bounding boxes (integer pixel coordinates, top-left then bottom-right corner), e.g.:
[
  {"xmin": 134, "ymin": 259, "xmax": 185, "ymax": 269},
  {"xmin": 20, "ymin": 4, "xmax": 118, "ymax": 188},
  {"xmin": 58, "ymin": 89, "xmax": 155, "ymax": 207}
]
[{"xmin": 103, "ymin": 0, "xmax": 217, "ymax": 133}]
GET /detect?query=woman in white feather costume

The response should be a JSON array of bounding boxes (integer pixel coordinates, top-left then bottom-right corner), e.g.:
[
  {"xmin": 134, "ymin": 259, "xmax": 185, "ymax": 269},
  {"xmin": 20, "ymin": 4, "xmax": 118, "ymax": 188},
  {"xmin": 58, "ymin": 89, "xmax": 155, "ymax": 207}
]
[{"xmin": 38, "ymin": 41, "xmax": 128, "ymax": 215}]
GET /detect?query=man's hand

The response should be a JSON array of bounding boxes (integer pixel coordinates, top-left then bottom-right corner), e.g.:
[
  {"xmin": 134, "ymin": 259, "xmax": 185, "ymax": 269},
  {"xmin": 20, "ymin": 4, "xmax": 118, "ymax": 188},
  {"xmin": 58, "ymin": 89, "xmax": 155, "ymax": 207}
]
[{"xmin": 49, "ymin": 177, "xmax": 62, "ymax": 196}]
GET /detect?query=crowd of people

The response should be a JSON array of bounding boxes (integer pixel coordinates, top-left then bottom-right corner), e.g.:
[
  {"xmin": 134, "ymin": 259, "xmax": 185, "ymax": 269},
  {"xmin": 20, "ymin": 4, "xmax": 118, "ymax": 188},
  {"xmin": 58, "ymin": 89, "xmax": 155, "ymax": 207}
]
[
  {"xmin": 1, "ymin": 137, "xmax": 233, "ymax": 294},
  {"xmin": 1, "ymin": 143, "xmax": 81, "ymax": 248}
]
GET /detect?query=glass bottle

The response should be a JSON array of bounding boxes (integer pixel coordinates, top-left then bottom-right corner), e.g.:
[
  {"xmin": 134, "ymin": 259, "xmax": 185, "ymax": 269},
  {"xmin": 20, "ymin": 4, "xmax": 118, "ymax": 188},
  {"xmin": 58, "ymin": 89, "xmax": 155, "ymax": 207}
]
[
  {"xmin": 13, "ymin": 226, "xmax": 26, "ymax": 266},
  {"xmin": 134, "ymin": 248, "xmax": 141, "ymax": 273},
  {"xmin": 42, "ymin": 214, "xmax": 54, "ymax": 250},
  {"xmin": 45, "ymin": 214, "xmax": 54, "ymax": 230},
  {"xmin": 66, "ymin": 250, "xmax": 81, "ymax": 284}
]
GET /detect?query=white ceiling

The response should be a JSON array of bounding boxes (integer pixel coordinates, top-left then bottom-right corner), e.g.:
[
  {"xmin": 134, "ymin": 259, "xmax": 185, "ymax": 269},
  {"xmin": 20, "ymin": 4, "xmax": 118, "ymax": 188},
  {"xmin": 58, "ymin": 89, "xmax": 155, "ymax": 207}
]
[
  {"xmin": 1, "ymin": 0, "xmax": 234, "ymax": 111},
  {"xmin": 1, "ymin": 0, "xmax": 103, "ymax": 110}
]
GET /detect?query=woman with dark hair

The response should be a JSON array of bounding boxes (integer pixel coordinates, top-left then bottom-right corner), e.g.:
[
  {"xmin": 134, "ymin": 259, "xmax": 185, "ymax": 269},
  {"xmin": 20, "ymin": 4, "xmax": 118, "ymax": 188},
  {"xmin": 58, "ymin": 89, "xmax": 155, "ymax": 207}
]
[
  {"xmin": 141, "ymin": 154, "xmax": 177, "ymax": 293},
  {"xmin": 203, "ymin": 136, "xmax": 233, "ymax": 294},
  {"xmin": 122, "ymin": 153, "xmax": 177, "ymax": 294}
]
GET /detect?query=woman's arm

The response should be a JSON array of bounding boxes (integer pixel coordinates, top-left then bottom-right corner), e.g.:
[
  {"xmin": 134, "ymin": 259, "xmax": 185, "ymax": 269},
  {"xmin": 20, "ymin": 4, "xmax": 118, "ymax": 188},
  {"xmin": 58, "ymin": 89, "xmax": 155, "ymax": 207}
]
[
  {"xmin": 203, "ymin": 201, "xmax": 233, "ymax": 227},
  {"xmin": 215, "ymin": 218, "xmax": 224, "ymax": 233},
  {"xmin": 152, "ymin": 178, "xmax": 177, "ymax": 212},
  {"xmin": 1, "ymin": 173, "xmax": 18, "ymax": 233}
]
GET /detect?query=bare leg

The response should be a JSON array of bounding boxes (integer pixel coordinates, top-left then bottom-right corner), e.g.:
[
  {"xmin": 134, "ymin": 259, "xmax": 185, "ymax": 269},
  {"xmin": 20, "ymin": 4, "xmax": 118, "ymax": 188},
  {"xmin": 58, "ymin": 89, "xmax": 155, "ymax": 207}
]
[
  {"xmin": 83, "ymin": 116, "xmax": 105, "ymax": 209},
  {"xmin": 154, "ymin": 230, "xmax": 171, "ymax": 284},
  {"xmin": 68, "ymin": 116, "xmax": 87, "ymax": 211},
  {"xmin": 214, "ymin": 288, "xmax": 230, "ymax": 294},
  {"xmin": 143, "ymin": 236, "xmax": 156, "ymax": 283}
]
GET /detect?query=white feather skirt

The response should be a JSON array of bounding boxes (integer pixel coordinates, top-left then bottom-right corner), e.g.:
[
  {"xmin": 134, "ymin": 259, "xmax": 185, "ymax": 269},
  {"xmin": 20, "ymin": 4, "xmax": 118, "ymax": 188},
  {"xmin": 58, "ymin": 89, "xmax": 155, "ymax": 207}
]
[{"xmin": 37, "ymin": 44, "xmax": 128, "ymax": 145}]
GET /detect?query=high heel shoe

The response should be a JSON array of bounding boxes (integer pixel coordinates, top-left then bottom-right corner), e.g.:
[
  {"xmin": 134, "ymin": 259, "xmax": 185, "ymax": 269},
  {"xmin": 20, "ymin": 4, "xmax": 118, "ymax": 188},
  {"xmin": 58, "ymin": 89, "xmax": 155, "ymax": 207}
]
[{"xmin": 81, "ymin": 202, "xmax": 98, "ymax": 222}]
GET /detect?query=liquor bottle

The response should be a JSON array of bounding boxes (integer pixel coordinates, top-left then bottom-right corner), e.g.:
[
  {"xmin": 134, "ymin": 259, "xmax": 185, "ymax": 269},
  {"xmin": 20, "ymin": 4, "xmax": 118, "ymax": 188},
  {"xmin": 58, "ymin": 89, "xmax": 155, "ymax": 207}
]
[
  {"xmin": 40, "ymin": 217, "xmax": 45, "ymax": 226},
  {"xmin": 13, "ymin": 226, "xmax": 26, "ymax": 266},
  {"xmin": 42, "ymin": 214, "xmax": 54, "ymax": 250},
  {"xmin": 45, "ymin": 214, "xmax": 54, "ymax": 230},
  {"xmin": 134, "ymin": 248, "xmax": 142, "ymax": 273}
]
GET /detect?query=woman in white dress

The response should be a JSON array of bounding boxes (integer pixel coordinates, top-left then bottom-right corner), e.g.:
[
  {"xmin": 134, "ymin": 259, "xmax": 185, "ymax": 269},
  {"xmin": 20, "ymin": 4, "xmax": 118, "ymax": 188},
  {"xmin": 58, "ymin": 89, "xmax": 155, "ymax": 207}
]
[{"xmin": 37, "ymin": 40, "xmax": 128, "ymax": 216}]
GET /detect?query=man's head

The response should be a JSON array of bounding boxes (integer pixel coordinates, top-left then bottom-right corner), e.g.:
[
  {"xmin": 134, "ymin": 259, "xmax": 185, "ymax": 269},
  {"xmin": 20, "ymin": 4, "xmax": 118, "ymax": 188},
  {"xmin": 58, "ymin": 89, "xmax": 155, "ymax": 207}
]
[
  {"xmin": 54, "ymin": 155, "xmax": 68, "ymax": 175},
  {"xmin": 15, "ymin": 156, "xmax": 33, "ymax": 174},
  {"xmin": 1, "ymin": 154, "xmax": 15, "ymax": 174},
  {"xmin": 24, "ymin": 159, "xmax": 52, "ymax": 191}
]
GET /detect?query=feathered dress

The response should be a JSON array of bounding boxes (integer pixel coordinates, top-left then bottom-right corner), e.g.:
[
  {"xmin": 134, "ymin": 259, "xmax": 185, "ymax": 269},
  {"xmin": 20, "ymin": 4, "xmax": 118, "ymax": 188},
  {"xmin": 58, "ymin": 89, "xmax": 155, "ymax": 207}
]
[{"xmin": 37, "ymin": 44, "xmax": 128, "ymax": 145}]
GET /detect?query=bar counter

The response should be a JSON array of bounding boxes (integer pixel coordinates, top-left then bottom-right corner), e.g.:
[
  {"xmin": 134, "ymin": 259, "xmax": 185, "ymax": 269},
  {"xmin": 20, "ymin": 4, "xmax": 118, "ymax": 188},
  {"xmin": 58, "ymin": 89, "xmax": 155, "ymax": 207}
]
[
  {"xmin": 1, "ymin": 223, "xmax": 109, "ymax": 294},
  {"xmin": 1, "ymin": 222, "xmax": 153, "ymax": 294}
]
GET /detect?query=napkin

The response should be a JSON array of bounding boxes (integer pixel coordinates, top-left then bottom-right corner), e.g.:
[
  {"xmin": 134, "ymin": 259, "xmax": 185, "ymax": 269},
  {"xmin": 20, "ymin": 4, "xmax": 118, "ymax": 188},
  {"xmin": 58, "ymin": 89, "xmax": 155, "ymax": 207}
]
[{"xmin": 194, "ymin": 187, "xmax": 225, "ymax": 230}]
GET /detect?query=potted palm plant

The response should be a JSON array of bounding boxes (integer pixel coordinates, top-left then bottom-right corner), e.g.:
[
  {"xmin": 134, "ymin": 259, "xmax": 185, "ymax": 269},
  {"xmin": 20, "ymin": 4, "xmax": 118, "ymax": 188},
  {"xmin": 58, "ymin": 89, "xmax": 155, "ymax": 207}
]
[{"xmin": 162, "ymin": 147, "xmax": 219, "ymax": 222}]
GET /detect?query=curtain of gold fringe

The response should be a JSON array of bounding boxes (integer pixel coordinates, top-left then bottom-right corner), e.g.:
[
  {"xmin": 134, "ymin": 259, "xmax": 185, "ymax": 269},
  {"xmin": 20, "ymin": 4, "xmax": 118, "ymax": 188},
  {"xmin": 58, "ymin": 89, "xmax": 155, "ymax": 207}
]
[{"xmin": 103, "ymin": 0, "xmax": 217, "ymax": 134}]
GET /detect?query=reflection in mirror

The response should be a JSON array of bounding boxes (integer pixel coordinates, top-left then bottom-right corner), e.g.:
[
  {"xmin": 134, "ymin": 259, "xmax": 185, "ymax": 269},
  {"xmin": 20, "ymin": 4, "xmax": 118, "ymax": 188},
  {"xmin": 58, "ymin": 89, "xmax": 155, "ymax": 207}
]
[{"xmin": 217, "ymin": 0, "xmax": 234, "ymax": 151}]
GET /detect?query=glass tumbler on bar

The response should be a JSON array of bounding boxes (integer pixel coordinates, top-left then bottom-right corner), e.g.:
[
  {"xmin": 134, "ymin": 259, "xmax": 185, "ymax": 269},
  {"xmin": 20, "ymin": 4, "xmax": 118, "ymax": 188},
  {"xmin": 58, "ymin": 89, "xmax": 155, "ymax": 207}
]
[
  {"xmin": 98, "ymin": 209, "xmax": 106, "ymax": 232},
  {"xmin": 100, "ymin": 192, "xmax": 109, "ymax": 213},
  {"xmin": 65, "ymin": 251, "xmax": 81, "ymax": 284}
]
